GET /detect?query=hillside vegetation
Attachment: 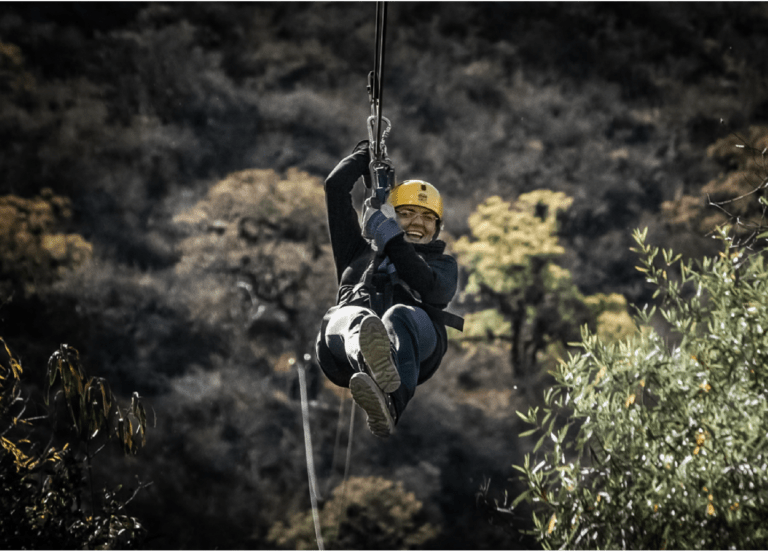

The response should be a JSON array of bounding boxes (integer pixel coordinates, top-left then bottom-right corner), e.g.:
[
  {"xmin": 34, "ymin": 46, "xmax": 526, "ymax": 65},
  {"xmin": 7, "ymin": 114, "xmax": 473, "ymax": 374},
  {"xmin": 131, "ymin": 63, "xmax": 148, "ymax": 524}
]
[{"xmin": 1, "ymin": 3, "xmax": 768, "ymax": 548}]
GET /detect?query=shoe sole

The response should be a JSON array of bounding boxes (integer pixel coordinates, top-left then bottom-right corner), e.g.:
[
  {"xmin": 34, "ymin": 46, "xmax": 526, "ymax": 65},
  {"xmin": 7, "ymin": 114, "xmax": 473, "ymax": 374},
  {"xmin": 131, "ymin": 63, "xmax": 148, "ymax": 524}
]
[
  {"xmin": 359, "ymin": 315, "xmax": 401, "ymax": 393},
  {"xmin": 350, "ymin": 373, "xmax": 394, "ymax": 438}
]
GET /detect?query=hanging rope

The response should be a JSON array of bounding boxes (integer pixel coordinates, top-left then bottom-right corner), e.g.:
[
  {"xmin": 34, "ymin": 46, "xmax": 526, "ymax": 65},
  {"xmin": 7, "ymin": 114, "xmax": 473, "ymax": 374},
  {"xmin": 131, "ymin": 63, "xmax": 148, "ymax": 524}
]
[
  {"xmin": 335, "ymin": 396, "xmax": 356, "ymax": 538},
  {"xmin": 299, "ymin": 367, "xmax": 356, "ymax": 551},
  {"xmin": 298, "ymin": 359, "xmax": 325, "ymax": 551},
  {"xmin": 328, "ymin": 392, "xmax": 356, "ymax": 494},
  {"xmin": 329, "ymin": 395, "xmax": 347, "ymax": 480}
]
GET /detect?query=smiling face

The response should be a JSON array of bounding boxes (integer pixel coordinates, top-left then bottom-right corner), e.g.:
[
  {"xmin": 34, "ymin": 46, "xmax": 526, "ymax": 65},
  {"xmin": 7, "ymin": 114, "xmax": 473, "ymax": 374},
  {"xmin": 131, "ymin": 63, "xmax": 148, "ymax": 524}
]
[{"xmin": 395, "ymin": 205, "xmax": 439, "ymax": 244}]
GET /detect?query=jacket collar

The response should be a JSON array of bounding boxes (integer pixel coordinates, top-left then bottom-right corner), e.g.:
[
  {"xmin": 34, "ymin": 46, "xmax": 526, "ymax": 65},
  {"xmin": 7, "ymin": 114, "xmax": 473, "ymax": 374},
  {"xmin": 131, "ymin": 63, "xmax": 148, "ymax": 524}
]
[{"xmin": 414, "ymin": 240, "xmax": 446, "ymax": 255}]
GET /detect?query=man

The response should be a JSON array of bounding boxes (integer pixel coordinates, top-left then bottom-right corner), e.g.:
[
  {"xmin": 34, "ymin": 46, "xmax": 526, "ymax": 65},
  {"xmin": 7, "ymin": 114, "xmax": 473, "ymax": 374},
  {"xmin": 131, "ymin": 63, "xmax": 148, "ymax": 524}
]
[{"xmin": 315, "ymin": 141, "xmax": 462, "ymax": 438}]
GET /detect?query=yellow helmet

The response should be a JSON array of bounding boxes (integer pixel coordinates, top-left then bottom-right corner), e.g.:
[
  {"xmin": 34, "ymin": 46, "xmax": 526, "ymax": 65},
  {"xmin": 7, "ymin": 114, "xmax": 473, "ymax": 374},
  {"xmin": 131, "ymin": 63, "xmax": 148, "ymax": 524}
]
[{"xmin": 388, "ymin": 180, "xmax": 443, "ymax": 220}]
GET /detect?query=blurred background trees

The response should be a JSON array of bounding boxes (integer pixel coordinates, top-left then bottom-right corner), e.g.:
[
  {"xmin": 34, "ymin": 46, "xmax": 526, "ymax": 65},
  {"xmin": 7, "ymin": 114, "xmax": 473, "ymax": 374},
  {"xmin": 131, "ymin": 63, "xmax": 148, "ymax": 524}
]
[
  {"xmin": 662, "ymin": 125, "xmax": 768, "ymax": 244},
  {"xmin": 0, "ymin": 189, "xmax": 92, "ymax": 299}
]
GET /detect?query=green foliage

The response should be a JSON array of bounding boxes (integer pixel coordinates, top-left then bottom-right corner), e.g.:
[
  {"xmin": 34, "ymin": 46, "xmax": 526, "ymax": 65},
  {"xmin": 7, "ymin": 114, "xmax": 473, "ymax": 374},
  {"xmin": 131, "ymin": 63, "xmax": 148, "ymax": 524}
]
[
  {"xmin": 0, "ymin": 338, "xmax": 149, "ymax": 549},
  {"xmin": 268, "ymin": 475, "xmax": 439, "ymax": 550},
  {"xmin": 514, "ymin": 227, "xmax": 768, "ymax": 549},
  {"xmin": 462, "ymin": 308, "xmax": 513, "ymax": 341}
]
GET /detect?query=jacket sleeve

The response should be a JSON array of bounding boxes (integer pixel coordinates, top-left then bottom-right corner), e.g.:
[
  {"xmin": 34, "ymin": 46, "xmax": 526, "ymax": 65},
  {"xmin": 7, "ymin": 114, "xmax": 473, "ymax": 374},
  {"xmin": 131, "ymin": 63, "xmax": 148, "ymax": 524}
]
[
  {"xmin": 324, "ymin": 148, "xmax": 371, "ymax": 282},
  {"xmin": 384, "ymin": 235, "xmax": 458, "ymax": 307}
]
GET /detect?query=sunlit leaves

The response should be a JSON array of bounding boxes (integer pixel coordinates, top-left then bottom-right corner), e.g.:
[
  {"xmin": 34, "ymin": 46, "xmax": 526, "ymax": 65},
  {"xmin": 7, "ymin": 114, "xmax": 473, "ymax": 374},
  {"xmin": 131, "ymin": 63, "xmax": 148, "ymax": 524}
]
[
  {"xmin": 45, "ymin": 344, "xmax": 149, "ymax": 455},
  {"xmin": 0, "ymin": 191, "xmax": 93, "ymax": 299},
  {"xmin": 1, "ymin": 339, "xmax": 149, "ymax": 548},
  {"xmin": 454, "ymin": 192, "xmax": 635, "ymax": 383},
  {"xmin": 454, "ymin": 192, "xmax": 573, "ymax": 296}
]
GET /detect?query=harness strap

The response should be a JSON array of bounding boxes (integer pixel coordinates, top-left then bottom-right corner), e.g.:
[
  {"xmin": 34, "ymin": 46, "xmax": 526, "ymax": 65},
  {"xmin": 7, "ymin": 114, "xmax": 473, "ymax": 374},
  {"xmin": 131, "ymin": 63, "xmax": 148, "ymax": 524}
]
[
  {"xmin": 420, "ymin": 302, "xmax": 465, "ymax": 331},
  {"xmin": 359, "ymin": 254, "xmax": 465, "ymax": 331}
]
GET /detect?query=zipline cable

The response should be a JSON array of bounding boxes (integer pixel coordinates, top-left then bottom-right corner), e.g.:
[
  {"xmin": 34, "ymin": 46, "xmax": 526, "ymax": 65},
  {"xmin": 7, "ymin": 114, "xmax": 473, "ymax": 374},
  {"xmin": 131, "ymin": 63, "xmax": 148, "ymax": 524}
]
[
  {"xmin": 298, "ymin": 359, "xmax": 325, "ymax": 551},
  {"xmin": 371, "ymin": 0, "xmax": 387, "ymax": 162},
  {"xmin": 367, "ymin": 1, "xmax": 395, "ymax": 204}
]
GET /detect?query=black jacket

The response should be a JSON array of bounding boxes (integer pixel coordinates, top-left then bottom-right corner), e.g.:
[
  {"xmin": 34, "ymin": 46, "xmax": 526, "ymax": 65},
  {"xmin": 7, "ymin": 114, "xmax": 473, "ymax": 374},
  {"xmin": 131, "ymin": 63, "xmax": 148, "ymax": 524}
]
[{"xmin": 316, "ymin": 145, "xmax": 459, "ymax": 387}]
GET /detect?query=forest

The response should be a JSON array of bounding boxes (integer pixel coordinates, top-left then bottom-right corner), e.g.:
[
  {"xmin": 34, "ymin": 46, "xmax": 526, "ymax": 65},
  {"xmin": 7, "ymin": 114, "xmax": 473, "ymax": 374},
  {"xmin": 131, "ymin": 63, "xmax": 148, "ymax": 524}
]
[{"xmin": 2, "ymin": 2, "xmax": 768, "ymax": 549}]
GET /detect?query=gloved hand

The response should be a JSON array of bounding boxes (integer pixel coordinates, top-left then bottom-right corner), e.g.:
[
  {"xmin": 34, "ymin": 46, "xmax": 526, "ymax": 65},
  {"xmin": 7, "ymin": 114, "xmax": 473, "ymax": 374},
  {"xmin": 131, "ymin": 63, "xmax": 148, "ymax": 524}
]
[
  {"xmin": 351, "ymin": 139, "xmax": 370, "ymax": 156},
  {"xmin": 361, "ymin": 196, "xmax": 400, "ymax": 251},
  {"xmin": 351, "ymin": 140, "xmax": 373, "ymax": 189},
  {"xmin": 326, "ymin": 140, "xmax": 371, "ymax": 187},
  {"xmin": 371, "ymin": 194, "xmax": 396, "ymax": 218},
  {"xmin": 361, "ymin": 196, "xmax": 392, "ymax": 238}
]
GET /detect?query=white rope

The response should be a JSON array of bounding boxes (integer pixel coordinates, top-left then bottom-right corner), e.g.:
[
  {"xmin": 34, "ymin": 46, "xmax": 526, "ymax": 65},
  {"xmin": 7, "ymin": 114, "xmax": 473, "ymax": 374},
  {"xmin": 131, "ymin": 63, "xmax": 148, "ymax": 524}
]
[
  {"xmin": 344, "ymin": 402, "xmax": 356, "ymax": 484},
  {"xmin": 335, "ymin": 398, "xmax": 356, "ymax": 536},
  {"xmin": 329, "ymin": 395, "xmax": 347, "ymax": 483},
  {"xmin": 298, "ymin": 360, "xmax": 325, "ymax": 551}
]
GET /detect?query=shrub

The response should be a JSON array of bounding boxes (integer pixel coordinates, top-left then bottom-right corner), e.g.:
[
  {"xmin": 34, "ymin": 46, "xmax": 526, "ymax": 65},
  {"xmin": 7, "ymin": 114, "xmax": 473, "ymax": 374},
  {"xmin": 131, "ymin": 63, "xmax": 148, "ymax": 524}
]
[
  {"xmin": 513, "ymin": 226, "xmax": 768, "ymax": 549},
  {"xmin": 268, "ymin": 475, "xmax": 439, "ymax": 550},
  {"xmin": 173, "ymin": 167, "xmax": 336, "ymax": 354},
  {"xmin": 0, "ymin": 189, "xmax": 92, "ymax": 298}
]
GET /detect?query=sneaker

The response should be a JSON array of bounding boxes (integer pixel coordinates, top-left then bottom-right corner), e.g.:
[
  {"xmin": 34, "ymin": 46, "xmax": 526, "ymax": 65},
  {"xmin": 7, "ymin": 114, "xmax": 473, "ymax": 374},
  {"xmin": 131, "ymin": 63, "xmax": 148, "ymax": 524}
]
[
  {"xmin": 350, "ymin": 372, "xmax": 395, "ymax": 438},
  {"xmin": 358, "ymin": 315, "xmax": 401, "ymax": 393}
]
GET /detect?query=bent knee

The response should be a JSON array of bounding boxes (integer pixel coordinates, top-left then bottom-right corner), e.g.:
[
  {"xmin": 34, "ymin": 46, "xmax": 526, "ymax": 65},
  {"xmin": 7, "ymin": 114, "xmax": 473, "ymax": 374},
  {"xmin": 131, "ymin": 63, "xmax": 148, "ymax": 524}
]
[{"xmin": 383, "ymin": 304, "xmax": 431, "ymax": 327}]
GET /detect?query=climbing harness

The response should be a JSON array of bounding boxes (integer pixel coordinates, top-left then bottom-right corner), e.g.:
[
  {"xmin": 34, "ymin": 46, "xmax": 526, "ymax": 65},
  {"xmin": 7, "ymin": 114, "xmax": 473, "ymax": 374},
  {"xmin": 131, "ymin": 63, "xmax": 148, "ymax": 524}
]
[{"xmin": 366, "ymin": 1, "xmax": 396, "ymax": 205}]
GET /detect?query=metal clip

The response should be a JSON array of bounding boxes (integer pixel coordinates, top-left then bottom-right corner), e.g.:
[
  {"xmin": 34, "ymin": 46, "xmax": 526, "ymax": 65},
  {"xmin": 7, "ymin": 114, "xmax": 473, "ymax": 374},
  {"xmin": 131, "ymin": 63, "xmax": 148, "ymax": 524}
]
[
  {"xmin": 367, "ymin": 115, "xmax": 392, "ymax": 160},
  {"xmin": 369, "ymin": 159, "xmax": 395, "ymax": 203}
]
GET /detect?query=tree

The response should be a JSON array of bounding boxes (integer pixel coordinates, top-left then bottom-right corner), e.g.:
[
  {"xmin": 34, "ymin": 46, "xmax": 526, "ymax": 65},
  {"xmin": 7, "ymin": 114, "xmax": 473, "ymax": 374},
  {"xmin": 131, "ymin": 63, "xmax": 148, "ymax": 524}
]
[
  {"xmin": 454, "ymin": 191, "xmax": 634, "ymax": 382},
  {"xmin": 1, "ymin": 338, "xmax": 150, "ymax": 549},
  {"xmin": 513, "ymin": 226, "xmax": 768, "ymax": 549},
  {"xmin": 172, "ymin": 167, "xmax": 337, "ymax": 363}
]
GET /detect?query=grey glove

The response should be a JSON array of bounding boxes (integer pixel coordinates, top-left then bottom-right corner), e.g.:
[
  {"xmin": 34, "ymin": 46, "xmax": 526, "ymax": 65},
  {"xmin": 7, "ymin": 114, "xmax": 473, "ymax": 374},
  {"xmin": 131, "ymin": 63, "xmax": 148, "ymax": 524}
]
[
  {"xmin": 361, "ymin": 196, "xmax": 400, "ymax": 251},
  {"xmin": 361, "ymin": 197, "xmax": 391, "ymax": 237}
]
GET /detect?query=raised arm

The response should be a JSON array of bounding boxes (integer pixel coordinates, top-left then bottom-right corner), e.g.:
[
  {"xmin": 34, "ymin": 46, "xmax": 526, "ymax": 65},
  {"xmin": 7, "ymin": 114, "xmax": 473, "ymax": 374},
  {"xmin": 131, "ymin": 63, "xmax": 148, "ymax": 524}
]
[{"xmin": 324, "ymin": 142, "xmax": 371, "ymax": 282}]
